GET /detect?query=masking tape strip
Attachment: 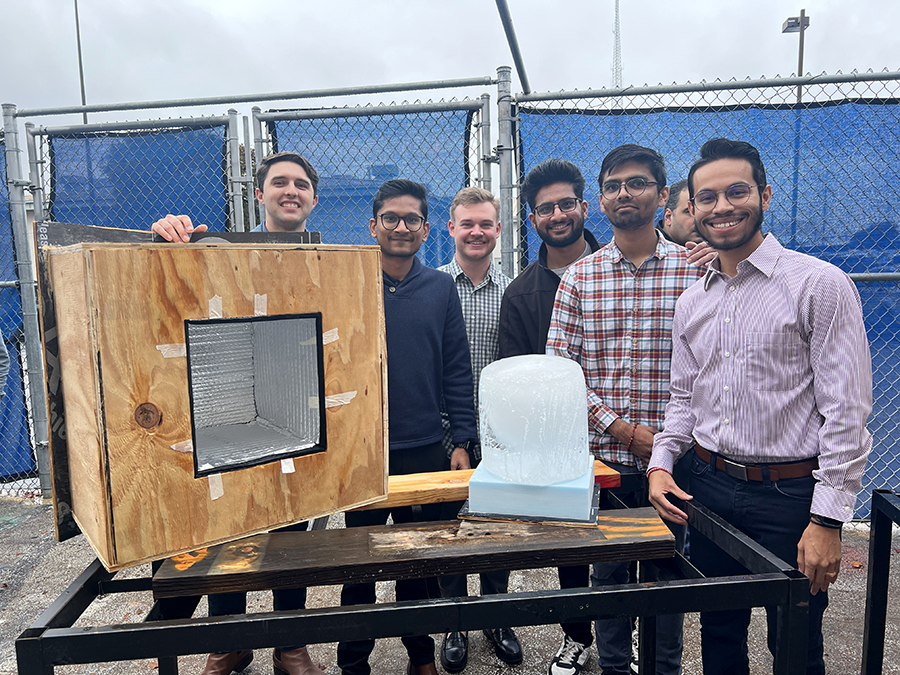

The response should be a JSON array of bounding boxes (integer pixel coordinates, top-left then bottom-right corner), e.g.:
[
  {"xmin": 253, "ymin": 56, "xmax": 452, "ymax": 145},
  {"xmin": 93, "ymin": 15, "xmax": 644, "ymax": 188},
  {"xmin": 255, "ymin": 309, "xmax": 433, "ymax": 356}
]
[
  {"xmin": 208, "ymin": 473, "xmax": 224, "ymax": 500},
  {"xmin": 157, "ymin": 343, "xmax": 187, "ymax": 358},
  {"xmin": 208, "ymin": 295, "xmax": 223, "ymax": 319},
  {"xmin": 170, "ymin": 440, "xmax": 193, "ymax": 454},
  {"xmin": 281, "ymin": 458, "xmax": 295, "ymax": 474},
  {"xmin": 316, "ymin": 390, "xmax": 357, "ymax": 409},
  {"xmin": 323, "ymin": 328, "xmax": 339, "ymax": 345},
  {"xmin": 302, "ymin": 328, "xmax": 338, "ymax": 347},
  {"xmin": 254, "ymin": 294, "xmax": 267, "ymax": 316}
]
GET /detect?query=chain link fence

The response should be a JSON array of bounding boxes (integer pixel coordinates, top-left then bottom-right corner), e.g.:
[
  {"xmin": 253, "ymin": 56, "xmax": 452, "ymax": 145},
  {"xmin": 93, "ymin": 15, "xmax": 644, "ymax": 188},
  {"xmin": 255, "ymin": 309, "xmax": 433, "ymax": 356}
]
[
  {"xmin": 2, "ymin": 71, "xmax": 898, "ymax": 516},
  {"xmin": 510, "ymin": 72, "xmax": 900, "ymax": 517},
  {"xmin": 259, "ymin": 99, "xmax": 487, "ymax": 266},
  {"xmin": 0, "ymin": 135, "xmax": 34, "ymax": 496}
]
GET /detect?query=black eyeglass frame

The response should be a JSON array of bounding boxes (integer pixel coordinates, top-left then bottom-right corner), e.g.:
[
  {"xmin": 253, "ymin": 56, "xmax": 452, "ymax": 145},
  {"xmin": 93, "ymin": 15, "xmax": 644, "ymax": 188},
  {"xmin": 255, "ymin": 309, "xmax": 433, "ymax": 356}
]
[
  {"xmin": 532, "ymin": 197, "xmax": 584, "ymax": 218},
  {"xmin": 378, "ymin": 213, "xmax": 425, "ymax": 231},
  {"xmin": 690, "ymin": 184, "xmax": 761, "ymax": 213}
]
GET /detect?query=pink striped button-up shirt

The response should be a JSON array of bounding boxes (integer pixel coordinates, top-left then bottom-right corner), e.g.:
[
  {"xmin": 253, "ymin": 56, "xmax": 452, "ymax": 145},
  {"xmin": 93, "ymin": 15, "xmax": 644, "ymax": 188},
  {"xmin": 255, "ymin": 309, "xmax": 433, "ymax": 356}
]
[{"xmin": 649, "ymin": 234, "xmax": 873, "ymax": 522}]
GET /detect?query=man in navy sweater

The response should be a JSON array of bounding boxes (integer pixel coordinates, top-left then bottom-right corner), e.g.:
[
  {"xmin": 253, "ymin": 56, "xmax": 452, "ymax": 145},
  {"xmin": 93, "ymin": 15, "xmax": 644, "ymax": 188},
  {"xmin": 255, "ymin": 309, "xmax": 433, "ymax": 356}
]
[{"xmin": 337, "ymin": 179, "xmax": 479, "ymax": 675}]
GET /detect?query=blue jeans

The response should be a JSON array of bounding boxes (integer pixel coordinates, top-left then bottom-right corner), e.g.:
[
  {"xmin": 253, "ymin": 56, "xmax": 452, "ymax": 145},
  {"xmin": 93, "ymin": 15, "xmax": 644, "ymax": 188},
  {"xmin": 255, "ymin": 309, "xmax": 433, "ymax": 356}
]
[
  {"xmin": 688, "ymin": 452, "xmax": 826, "ymax": 675},
  {"xmin": 591, "ymin": 465, "xmax": 684, "ymax": 675}
]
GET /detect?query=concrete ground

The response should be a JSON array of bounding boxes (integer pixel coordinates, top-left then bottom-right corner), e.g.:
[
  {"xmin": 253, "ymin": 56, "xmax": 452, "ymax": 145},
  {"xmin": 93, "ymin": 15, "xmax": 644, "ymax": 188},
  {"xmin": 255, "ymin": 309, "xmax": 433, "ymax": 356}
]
[{"xmin": 1, "ymin": 494, "xmax": 898, "ymax": 675}]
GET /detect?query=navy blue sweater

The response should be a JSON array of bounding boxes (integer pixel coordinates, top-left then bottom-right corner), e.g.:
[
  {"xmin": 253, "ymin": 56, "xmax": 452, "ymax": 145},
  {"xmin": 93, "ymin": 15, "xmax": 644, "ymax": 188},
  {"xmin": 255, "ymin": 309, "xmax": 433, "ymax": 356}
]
[{"xmin": 383, "ymin": 257, "xmax": 477, "ymax": 450}]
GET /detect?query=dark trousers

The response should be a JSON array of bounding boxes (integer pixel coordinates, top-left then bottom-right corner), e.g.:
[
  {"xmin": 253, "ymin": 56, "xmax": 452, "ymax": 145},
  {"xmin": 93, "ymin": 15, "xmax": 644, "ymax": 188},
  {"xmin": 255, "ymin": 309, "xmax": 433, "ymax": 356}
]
[
  {"xmin": 688, "ymin": 451, "xmax": 827, "ymax": 675},
  {"xmin": 337, "ymin": 442, "xmax": 445, "ymax": 675},
  {"xmin": 591, "ymin": 464, "xmax": 684, "ymax": 675},
  {"xmin": 209, "ymin": 520, "xmax": 309, "ymax": 650},
  {"xmin": 438, "ymin": 453, "xmax": 510, "ymax": 604}
]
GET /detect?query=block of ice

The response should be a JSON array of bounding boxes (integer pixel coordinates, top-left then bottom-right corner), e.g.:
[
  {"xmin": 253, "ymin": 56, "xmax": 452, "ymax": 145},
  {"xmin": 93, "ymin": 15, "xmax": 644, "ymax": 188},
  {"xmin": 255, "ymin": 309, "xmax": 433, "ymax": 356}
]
[{"xmin": 478, "ymin": 354, "xmax": 590, "ymax": 486}]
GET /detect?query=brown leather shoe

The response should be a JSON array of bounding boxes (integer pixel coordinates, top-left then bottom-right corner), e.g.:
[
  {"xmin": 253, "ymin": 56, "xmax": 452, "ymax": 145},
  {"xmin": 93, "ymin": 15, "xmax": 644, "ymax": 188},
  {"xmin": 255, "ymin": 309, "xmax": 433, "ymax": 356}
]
[
  {"xmin": 406, "ymin": 660, "xmax": 439, "ymax": 675},
  {"xmin": 200, "ymin": 650, "xmax": 253, "ymax": 675},
  {"xmin": 273, "ymin": 647, "xmax": 326, "ymax": 675}
]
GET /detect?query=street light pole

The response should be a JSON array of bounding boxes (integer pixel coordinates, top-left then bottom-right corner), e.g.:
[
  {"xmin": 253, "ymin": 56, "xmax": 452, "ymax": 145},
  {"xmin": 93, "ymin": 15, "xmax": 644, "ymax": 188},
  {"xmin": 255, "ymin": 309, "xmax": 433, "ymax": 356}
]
[
  {"xmin": 782, "ymin": 9, "xmax": 810, "ymax": 104},
  {"xmin": 74, "ymin": 0, "xmax": 88, "ymax": 123}
]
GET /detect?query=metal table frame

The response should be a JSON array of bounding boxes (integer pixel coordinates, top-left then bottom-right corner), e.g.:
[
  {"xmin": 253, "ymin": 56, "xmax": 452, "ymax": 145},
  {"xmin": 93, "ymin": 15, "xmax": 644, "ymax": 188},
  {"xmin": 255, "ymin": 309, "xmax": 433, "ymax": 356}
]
[
  {"xmin": 862, "ymin": 489, "xmax": 900, "ymax": 675},
  {"xmin": 16, "ymin": 492, "xmax": 810, "ymax": 674}
]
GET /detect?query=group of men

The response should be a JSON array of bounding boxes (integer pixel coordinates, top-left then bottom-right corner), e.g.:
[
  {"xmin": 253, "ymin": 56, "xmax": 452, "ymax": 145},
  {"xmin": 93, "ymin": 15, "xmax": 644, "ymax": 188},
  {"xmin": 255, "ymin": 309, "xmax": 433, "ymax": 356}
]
[{"xmin": 153, "ymin": 136, "xmax": 872, "ymax": 675}]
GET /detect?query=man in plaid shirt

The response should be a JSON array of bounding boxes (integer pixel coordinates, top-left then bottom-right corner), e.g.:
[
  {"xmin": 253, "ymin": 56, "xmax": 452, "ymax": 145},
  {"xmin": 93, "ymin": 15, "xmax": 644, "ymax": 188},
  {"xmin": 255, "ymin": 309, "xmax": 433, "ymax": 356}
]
[
  {"xmin": 436, "ymin": 187, "xmax": 520, "ymax": 672},
  {"xmin": 546, "ymin": 145, "xmax": 704, "ymax": 675}
]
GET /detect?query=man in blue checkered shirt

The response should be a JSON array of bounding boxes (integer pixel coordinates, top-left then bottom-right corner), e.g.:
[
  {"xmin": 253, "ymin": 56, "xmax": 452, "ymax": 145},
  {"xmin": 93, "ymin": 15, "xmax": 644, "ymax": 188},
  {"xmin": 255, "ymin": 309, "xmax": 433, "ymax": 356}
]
[{"xmin": 436, "ymin": 187, "xmax": 520, "ymax": 673}]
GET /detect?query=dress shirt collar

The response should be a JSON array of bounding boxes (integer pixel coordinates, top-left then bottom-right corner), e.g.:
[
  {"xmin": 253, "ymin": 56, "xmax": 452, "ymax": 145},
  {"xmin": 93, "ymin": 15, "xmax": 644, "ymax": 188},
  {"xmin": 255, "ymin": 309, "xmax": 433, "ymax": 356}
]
[{"xmin": 703, "ymin": 233, "xmax": 783, "ymax": 290}]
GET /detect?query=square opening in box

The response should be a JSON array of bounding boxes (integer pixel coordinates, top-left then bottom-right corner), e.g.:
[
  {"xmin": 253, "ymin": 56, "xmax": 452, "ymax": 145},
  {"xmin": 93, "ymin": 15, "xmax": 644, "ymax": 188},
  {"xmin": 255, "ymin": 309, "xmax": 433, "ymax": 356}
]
[{"xmin": 185, "ymin": 313, "xmax": 326, "ymax": 477}]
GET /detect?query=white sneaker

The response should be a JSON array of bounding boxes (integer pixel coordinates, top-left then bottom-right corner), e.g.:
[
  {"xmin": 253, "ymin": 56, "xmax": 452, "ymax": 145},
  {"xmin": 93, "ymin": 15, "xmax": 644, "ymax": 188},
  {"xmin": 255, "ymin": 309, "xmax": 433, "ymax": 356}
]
[
  {"xmin": 630, "ymin": 623, "xmax": 640, "ymax": 674},
  {"xmin": 549, "ymin": 635, "xmax": 591, "ymax": 675}
]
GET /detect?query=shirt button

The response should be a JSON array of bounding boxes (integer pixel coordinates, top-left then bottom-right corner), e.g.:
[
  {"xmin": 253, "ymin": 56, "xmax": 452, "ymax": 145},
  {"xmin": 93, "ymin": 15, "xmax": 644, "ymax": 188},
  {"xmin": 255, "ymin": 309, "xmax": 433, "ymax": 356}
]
[
  {"xmin": 389, "ymin": 286, "xmax": 396, "ymax": 293},
  {"xmin": 724, "ymin": 317, "xmax": 731, "ymax": 324},
  {"xmin": 724, "ymin": 351, "xmax": 731, "ymax": 357},
  {"xmin": 724, "ymin": 385, "xmax": 730, "ymax": 391},
  {"xmin": 729, "ymin": 285, "xmax": 736, "ymax": 291},
  {"xmin": 724, "ymin": 418, "xmax": 730, "ymax": 425}
]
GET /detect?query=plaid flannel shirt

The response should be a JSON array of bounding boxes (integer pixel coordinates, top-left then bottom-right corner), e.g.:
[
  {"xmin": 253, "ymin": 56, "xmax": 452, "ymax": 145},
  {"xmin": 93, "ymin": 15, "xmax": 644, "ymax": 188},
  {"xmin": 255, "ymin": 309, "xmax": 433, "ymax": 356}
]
[{"xmin": 546, "ymin": 234, "xmax": 703, "ymax": 468}]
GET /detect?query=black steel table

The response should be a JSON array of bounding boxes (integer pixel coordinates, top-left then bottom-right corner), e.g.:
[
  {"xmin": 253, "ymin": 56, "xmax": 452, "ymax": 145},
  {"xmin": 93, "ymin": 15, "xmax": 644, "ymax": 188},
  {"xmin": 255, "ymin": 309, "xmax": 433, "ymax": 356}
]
[
  {"xmin": 862, "ymin": 489, "xmax": 900, "ymax": 675},
  {"xmin": 16, "ymin": 493, "xmax": 810, "ymax": 674}
]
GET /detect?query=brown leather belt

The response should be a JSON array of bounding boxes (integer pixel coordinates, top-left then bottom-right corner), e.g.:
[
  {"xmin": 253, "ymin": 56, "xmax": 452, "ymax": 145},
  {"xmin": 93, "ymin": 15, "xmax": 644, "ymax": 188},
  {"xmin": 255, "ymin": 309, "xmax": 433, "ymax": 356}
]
[{"xmin": 694, "ymin": 444, "xmax": 818, "ymax": 482}]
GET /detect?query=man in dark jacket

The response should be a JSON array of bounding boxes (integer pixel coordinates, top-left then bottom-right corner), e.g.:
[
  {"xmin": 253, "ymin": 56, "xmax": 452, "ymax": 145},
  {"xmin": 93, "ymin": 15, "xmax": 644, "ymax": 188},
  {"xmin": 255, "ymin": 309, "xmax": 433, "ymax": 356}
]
[
  {"xmin": 496, "ymin": 159, "xmax": 601, "ymax": 674},
  {"xmin": 498, "ymin": 159, "xmax": 601, "ymax": 358},
  {"xmin": 338, "ymin": 179, "xmax": 478, "ymax": 675}
]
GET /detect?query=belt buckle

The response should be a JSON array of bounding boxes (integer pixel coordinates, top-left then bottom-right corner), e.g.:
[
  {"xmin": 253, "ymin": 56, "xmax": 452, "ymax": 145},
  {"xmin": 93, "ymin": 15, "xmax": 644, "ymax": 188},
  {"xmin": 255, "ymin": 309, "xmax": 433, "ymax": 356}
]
[{"xmin": 721, "ymin": 457, "xmax": 749, "ymax": 481}]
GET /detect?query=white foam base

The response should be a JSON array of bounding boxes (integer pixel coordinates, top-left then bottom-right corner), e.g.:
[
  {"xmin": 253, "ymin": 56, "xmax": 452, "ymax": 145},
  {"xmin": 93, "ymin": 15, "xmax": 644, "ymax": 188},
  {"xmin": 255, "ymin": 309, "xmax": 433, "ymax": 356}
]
[{"xmin": 468, "ymin": 453, "xmax": 595, "ymax": 521}]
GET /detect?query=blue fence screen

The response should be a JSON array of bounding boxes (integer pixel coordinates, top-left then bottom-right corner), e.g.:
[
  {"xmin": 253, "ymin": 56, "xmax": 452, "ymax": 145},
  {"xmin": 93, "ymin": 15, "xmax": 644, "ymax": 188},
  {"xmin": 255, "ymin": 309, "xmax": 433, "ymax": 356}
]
[
  {"xmin": 48, "ymin": 126, "xmax": 229, "ymax": 231},
  {"xmin": 272, "ymin": 110, "xmax": 471, "ymax": 268},
  {"xmin": 0, "ymin": 142, "xmax": 36, "ymax": 480},
  {"xmin": 519, "ymin": 100, "xmax": 900, "ymax": 517}
]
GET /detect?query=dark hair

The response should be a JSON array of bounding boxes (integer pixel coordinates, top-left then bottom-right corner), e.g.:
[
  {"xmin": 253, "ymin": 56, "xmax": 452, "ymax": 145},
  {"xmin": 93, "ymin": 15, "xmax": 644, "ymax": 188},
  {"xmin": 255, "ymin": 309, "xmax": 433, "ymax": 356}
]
[
  {"xmin": 687, "ymin": 138, "xmax": 767, "ymax": 198},
  {"xmin": 598, "ymin": 144, "xmax": 667, "ymax": 190},
  {"xmin": 256, "ymin": 152, "xmax": 320, "ymax": 196},
  {"xmin": 372, "ymin": 179, "xmax": 429, "ymax": 221},
  {"xmin": 521, "ymin": 159, "xmax": 585, "ymax": 212},
  {"xmin": 665, "ymin": 179, "xmax": 689, "ymax": 212}
]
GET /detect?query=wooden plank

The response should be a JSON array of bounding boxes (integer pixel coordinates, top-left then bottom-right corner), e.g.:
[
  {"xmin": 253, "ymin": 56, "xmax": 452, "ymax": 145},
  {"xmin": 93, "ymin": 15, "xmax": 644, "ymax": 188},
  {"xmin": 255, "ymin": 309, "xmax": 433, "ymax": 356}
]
[
  {"xmin": 354, "ymin": 460, "xmax": 620, "ymax": 512},
  {"xmin": 47, "ymin": 246, "xmax": 114, "ymax": 567},
  {"xmin": 152, "ymin": 507, "xmax": 674, "ymax": 598}
]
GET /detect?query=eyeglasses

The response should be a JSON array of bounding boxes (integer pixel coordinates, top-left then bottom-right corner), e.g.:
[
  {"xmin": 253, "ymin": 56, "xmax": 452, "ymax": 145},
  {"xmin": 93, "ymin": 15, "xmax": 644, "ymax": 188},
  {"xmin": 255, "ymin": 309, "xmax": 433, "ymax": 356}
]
[
  {"xmin": 601, "ymin": 177, "xmax": 658, "ymax": 199},
  {"xmin": 533, "ymin": 197, "xmax": 582, "ymax": 218},
  {"xmin": 691, "ymin": 184, "xmax": 760, "ymax": 212},
  {"xmin": 379, "ymin": 213, "xmax": 425, "ymax": 231}
]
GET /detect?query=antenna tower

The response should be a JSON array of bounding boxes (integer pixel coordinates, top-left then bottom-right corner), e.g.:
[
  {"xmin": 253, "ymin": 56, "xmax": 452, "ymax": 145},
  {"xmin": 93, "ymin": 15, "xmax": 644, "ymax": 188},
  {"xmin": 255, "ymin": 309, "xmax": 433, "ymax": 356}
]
[{"xmin": 612, "ymin": 0, "xmax": 623, "ymax": 88}]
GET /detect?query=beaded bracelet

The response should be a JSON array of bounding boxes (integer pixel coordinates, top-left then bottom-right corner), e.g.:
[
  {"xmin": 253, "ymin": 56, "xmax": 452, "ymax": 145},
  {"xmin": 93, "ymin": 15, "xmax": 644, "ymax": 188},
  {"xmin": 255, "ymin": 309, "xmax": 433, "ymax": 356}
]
[{"xmin": 626, "ymin": 422, "xmax": 639, "ymax": 451}]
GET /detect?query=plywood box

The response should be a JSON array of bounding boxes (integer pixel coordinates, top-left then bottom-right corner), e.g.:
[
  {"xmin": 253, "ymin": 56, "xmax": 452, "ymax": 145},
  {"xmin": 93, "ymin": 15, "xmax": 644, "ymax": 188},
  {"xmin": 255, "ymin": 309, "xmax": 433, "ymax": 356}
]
[{"xmin": 45, "ymin": 240, "xmax": 388, "ymax": 570}]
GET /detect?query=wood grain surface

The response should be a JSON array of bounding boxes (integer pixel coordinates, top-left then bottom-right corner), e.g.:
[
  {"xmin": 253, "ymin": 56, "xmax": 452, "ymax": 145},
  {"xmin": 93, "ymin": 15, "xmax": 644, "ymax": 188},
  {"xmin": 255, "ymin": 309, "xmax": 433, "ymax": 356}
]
[
  {"xmin": 49, "ymin": 242, "xmax": 388, "ymax": 570},
  {"xmin": 152, "ymin": 507, "xmax": 674, "ymax": 598},
  {"xmin": 353, "ymin": 460, "xmax": 621, "ymax": 511}
]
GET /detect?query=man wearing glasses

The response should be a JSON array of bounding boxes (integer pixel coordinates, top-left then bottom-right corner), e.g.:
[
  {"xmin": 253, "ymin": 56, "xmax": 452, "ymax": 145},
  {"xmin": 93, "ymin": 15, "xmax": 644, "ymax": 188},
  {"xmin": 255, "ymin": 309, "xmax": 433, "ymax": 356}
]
[
  {"xmin": 498, "ymin": 158, "xmax": 602, "ymax": 359},
  {"xmin": 496, "ymin": 159, "xmax": 602, "ymax": 674},
  {"xmin": 546, "ymin": 145, "xmax": 703, "ymax": 675},
  {"xmin": 338, "ymin": 179, "xmax": 478, "ymax": 675},
  {"xmin": 647, "ymin": 138, "xmax": 872, "ymax": 675}
]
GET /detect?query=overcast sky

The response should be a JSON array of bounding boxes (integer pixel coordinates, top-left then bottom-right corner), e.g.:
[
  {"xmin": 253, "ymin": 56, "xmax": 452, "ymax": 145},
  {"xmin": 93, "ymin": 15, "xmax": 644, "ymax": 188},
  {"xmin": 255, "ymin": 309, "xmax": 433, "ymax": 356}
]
[{"xmin": 3, "ymin": 0, "xmax": 899, "ymax": 126}]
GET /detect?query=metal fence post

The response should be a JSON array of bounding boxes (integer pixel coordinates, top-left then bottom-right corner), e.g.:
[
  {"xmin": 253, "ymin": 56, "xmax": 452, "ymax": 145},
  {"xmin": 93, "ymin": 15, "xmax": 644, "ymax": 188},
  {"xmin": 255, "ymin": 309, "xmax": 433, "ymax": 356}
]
[
  {"xmin": 226, "ymin": 109, "xmax": 245, "ymax": 233},
  {"xmin": 24, "ymin": 124, "xmax": 44, "ymax": 223},
  {"xmin": 2, "ymin": 104, "xmax": 51, "ymax": 497},
  {"xmin": 242, "ymin": 116, "xmax": 257, "ymax": 232},
  {"xmin": 496, "ymin": 66, "xmax": 516, "ymax": 277},
  {"xmin": 478, "ymin": 93, "xmax": 492, "ymax": 193}
]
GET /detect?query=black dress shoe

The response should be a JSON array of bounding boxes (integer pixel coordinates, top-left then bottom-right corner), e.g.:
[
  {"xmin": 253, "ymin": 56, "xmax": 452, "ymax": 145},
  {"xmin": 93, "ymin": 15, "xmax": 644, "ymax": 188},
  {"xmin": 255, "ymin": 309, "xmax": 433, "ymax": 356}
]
[
  {"xmin": 483, "ymin": 627, "xmax": 523, "ymax": 665},
  {"xmin": 440, "ymin": 631, "xmax": 468, "ymax": 672}
]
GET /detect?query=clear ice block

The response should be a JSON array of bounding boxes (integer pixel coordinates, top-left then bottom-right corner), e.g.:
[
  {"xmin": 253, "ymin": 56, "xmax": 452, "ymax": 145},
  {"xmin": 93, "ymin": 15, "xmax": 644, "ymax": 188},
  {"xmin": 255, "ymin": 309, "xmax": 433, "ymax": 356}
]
[{"xmin": 478, "ymin": 354, "xmax": 590, "ymax": 486}]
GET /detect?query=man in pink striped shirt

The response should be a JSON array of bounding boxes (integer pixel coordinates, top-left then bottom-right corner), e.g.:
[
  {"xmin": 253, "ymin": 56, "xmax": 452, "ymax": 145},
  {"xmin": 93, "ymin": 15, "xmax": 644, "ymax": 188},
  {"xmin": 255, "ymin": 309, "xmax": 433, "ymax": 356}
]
[{"xmin": 648, "ymin": 138, "xmax": 873, "ymax": 675}]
